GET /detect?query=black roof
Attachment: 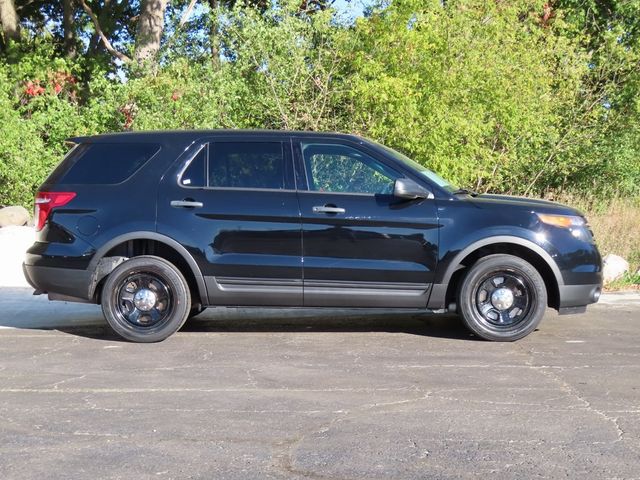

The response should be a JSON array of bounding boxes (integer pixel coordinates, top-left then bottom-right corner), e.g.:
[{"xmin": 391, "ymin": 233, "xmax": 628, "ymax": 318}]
[{"xmin": 68, "ymin": 129, "xmax": 365, "ymax": 144}]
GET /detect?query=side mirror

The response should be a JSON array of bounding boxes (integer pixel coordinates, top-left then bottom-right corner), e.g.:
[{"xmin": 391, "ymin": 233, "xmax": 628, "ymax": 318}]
[{"xmin": 393, "ymin": 178, "xmax": 433, "ymax": 200}]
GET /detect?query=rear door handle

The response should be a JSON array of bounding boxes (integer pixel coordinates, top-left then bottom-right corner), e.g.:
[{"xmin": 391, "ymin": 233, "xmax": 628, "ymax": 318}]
[
  {"xmin": 171, "ymin": 200, "xmax": 203, "ymax": 209},
  {"xmin": 312, "ymin": 206, "xmax": 345, "ymax": 214}
]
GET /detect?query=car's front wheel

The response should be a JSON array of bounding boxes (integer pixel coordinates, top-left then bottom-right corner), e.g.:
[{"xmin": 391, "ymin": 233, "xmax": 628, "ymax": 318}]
[
  {"xmin": 458, "ymin": 254, "xmax": 547, "ymax": 341},
  {"xmin": 101, "ymin": 255, "xmax": 191, "ymax": 342}
]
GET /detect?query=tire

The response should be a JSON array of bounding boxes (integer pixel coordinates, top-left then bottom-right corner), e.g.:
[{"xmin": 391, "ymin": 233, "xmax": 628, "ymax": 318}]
[
  {"xmin": 101, "ymin": 255, "xmax": 191, "ymax": 343},
  {"xmin": 457, "ymin": 254, "xmax": 547, "ymax": 341}
]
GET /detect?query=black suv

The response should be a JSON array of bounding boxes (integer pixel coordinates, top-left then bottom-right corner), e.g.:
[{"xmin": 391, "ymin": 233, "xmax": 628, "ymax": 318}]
[{"xmin": 23, "ymin": 130, "xmax": 602, "ymax": 342}]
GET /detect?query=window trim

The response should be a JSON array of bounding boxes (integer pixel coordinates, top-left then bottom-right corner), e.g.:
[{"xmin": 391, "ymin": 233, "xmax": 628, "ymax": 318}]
[
  {"xmin": 296, "ymin": 189, "xmax": 383, "ymax": 198},
  {"xmin": 176, "ymin": 143, "xmax": 208, "ymax": 189}
]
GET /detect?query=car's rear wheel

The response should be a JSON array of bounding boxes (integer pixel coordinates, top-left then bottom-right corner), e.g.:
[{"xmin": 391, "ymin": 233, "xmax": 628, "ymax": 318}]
[
  {"xmin": 458, "ymin": 254, "xmax": 547, "ymax": 341},
  {"xmin": 101, "ymin": 255, "xmax": 191, "ymax": 342}
]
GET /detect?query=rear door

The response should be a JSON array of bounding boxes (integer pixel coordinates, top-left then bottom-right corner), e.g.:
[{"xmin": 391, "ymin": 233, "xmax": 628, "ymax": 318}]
[
  {"xmin": 157, "ymin": 136, "xmax": 303, "ymax": 306},
  {"xmin": 294, "ymin": 138, "xmax": 439, "ymax": 308}
]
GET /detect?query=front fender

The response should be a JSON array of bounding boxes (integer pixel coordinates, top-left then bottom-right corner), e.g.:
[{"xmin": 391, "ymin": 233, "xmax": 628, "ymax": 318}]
[
  {"xmin": 437, "ymin": 232, "xmax": 564, "ymax": 287},
  {"xmin": 427, "ymin": 231, "xmax": 564, "ymax": 311}
]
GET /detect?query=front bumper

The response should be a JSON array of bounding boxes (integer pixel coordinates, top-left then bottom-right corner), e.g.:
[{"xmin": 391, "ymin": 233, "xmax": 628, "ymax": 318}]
[
  {"xmin": 558, "ymin": 283, "xmax": 602, "ymax": 314},
  {"xmin": 22, "ymin": 263, "xmax": 93, "ymax": 301}
]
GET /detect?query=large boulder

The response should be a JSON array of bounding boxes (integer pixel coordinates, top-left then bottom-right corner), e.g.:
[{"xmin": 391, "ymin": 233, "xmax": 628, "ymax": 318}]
[
  {"xmin": 0, "ymin": 226, "xmax": 34, "ymax": 287},
  {"xmin": 0, "ymin": 205, "xmax": 30, "ymax": 227},
  {"xmin": 602, "ymin": 254, "xmax": 629, "ymax": 283}
]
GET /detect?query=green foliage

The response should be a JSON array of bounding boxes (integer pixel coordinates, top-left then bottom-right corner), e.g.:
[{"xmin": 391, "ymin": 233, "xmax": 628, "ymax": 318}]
[
  {"xmin": 343, "ymin": 0, "xmax": 576, "ymax": 191},
  {"xmin": 0, "ymin": 0, "xmax": 639, "ymax": 208},
  {"xmin": 606, "ymin": 271, "xmax": 640, "ymax": 290},
  {"xmin": 0, "ymin": 67, "xmax": 51, "ymax": 207}
]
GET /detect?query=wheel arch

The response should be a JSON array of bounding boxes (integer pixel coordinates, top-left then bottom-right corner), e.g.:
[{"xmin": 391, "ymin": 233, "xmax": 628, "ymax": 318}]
[
  {"xmin": 437, "ymin": 236, "xmax": 563, "ymax": 311},
  {"xmin": 88, "ymin": 231, "xmax": 207, "ymax": 305}
]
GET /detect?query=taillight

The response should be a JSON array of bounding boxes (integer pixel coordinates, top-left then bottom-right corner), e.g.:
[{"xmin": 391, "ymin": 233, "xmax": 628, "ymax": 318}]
[{"xmin": 34, "ymin": 192, "xmax": 76, "ymax": 231}]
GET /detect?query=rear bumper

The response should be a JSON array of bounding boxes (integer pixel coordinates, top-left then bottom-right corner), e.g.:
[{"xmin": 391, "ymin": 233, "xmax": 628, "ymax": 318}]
[
  {"xmin": 558, "ymin": 283, "xmax": 602, "ymax": 314},
  {"xmin": 22, "ymin": 263, "xmax": 92, "ymax": 301}
]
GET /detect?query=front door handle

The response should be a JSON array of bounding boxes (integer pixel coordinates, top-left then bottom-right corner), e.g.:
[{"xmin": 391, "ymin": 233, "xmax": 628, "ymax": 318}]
[
  {"xmin": 171, "ymin": 200, "xmax": 203, "ymax": 209},
  {"xmin": 312, "ymin": 205, "xmax": 345, "ymax": 214}
]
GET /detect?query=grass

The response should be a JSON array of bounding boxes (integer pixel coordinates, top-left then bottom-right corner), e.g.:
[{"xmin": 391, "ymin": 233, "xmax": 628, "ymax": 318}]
[
  {"xmin": 547, "ymin": 194, "xmax": 640, "ymax": 290},
  {"xmin": 606, "ymin": 272, "xmax": 640, "ymax": 291}
]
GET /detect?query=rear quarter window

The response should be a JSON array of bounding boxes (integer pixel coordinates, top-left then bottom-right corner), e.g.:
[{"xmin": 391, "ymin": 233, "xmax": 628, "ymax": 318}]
[{"xmin": 47, "ymin": 142, "xmax": 160, "ymax": 185}]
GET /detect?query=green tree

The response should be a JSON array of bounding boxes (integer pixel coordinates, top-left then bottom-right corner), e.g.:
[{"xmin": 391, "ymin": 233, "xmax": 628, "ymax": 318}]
[{"xmin": 0, "ymin": 0, "xmax": 639, "ymax": 208}]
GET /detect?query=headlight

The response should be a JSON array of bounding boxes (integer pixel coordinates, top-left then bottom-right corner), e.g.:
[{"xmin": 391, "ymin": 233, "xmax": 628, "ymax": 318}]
[
  {"xmin": 537, "ymin": 213, "xmax": 585, "ymax": 228},
  {"xmin": 537, "ymin": 213, "xmax": 592, "ymax": 241}
]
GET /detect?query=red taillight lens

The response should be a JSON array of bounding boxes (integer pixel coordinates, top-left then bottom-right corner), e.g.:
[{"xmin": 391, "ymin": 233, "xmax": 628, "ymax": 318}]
[{"xmin": 34, "ymin": 192, "xmax": 76, "ymax": 231}]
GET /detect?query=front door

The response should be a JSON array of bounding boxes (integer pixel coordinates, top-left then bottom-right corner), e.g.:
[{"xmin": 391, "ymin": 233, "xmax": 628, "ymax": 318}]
[
  {"xmin": 294, "ymin": 139, "xmax": 439, "ymax": 308},
  {"xmin": 157, "ymin": 136, "xmax": 303, "ymax": 306}
]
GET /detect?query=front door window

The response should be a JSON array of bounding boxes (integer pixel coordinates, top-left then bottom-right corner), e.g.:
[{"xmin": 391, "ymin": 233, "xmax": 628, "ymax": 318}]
[{"xmin": 301, "ymin": 143, "xmax": 399, "ymax": 195}]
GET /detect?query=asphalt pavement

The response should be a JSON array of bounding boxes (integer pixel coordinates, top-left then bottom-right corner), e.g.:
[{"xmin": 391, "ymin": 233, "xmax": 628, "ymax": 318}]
[{"xmin": 0, "ymin": 287, "xmax": 639, "ymax": 479}]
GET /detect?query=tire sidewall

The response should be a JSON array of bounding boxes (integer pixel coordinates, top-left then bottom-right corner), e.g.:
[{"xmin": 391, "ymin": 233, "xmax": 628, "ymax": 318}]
[
  {"xmin": 101, "ymin": 256, "xmax": 191, "ymax": 343},
  {"xmin": 458, "ymin": 254, "xmax": 547, "ymax": 341}
]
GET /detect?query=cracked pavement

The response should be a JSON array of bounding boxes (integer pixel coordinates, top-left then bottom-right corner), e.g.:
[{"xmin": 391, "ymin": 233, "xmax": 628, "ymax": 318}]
[{"xmin": 0, "ymin": 287, "xmax": 639, "ymax": 479}]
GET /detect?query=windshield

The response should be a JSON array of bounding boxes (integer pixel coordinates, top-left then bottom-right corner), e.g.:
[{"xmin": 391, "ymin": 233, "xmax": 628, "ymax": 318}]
[{"xmin": 375, "ymin": 142, "xmax": 457, "ymax": 191}]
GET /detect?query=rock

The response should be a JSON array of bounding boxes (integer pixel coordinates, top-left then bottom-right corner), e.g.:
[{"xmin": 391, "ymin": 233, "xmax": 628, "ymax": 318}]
[
  {"xmin": 603, "ymin": 254, "xmax": 629, "ymax": 283},
  {"xmin": 0, "ymin": 205, "xmax": 30, "ymax": 227},
  {"xmin": 0, "ymin": 226, "xmax": 34, "ymax": 287}
]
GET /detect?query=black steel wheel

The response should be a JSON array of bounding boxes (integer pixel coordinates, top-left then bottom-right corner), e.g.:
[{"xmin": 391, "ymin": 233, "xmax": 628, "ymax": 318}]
[
  {"xmin": 101, "ymin": 256, "xmax": 191, "ymax": 342},
  {"xmin": 458, "ymin": 254, "xmax": 547, "ymax": 341}
]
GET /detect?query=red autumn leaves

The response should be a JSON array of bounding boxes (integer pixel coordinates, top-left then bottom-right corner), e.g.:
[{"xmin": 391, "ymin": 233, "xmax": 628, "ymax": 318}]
[{"xmin": 23, "ymin": 71, "xmax": 77, "ymax": 99}]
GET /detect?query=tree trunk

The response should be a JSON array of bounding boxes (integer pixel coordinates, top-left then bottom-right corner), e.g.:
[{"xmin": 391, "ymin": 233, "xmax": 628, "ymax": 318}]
[
  {"xmin": 63, "ymin": 0, "xmax": 76, "ymax": 57},
  {"xmin": 0, "ymin": 0, "xmax": 20, "ymax": 42},
  {"xmin": 209, "ymin": 0, "xmax": 220, "ymax": 67},
  {"xmin": 135, "ymin": 0, "xmax": 169, "ymax": 64}
]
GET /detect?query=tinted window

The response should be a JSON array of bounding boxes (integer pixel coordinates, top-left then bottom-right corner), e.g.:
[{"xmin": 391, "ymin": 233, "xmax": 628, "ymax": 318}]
[
  {"xmin": 209, "ymin": 142, "xmax": 285, "ymax": 189},
  {"xmin": 180, "ymin": 145, "xmax": 207, "ymax": 187},
  {"xmin": 302, "ymin": 143, "xmax": 399, "ymax": 194},
  {"xmin": 54, "ymin": 143, "xmax": 159, "ymax": 185}
]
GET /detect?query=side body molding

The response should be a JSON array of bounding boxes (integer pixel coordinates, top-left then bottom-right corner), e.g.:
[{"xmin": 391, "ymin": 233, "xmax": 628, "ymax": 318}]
[
  {"xmin": 87, "ymin": 231, "xmax": 208, "ymax": 303},
  {"xmin": 428, "ymin": 235, "xmax": 564, "ymax": 310}
]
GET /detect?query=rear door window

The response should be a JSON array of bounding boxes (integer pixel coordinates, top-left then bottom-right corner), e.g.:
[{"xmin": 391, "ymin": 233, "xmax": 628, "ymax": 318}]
[
  {"xmin": 48, "ymin": 143, "xmax": 160, "ymax": 185},
  {"xmin": 210, "ymin": 142, "xmax": 286, "ymax": 190},
  {"xmin": 180, "ymin": 141, "xmax": 292, "ymax": 190}
]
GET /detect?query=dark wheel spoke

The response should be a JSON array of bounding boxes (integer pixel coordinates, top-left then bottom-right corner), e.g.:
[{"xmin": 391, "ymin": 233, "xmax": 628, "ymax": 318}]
[
  {"xmin": 149, "ymin": 308, "xmax": 162, "ymax": 323},
  {"xmin": 121, "ymin": 291, "xmax": 135, "ymax": 303},
  {"xmin": 502, "ymin": 276, "xmax": 521, "ymax": 291},
  {"xmin": 155, "ymin": 292, "xmax": 169, "ymax": 303},
  {"xmin": 128, "ymin": 308, "xmax": 141, "ymax": 324},
  {"xmin": 512, "ymin": 295, "xmax": 527, "ymax": 310}
]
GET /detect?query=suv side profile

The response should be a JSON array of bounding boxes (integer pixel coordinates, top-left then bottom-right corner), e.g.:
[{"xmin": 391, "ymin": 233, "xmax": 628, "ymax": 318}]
[{"xmin": 23, "ymin": 130, "xmax": 602, "ymax": 342}]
